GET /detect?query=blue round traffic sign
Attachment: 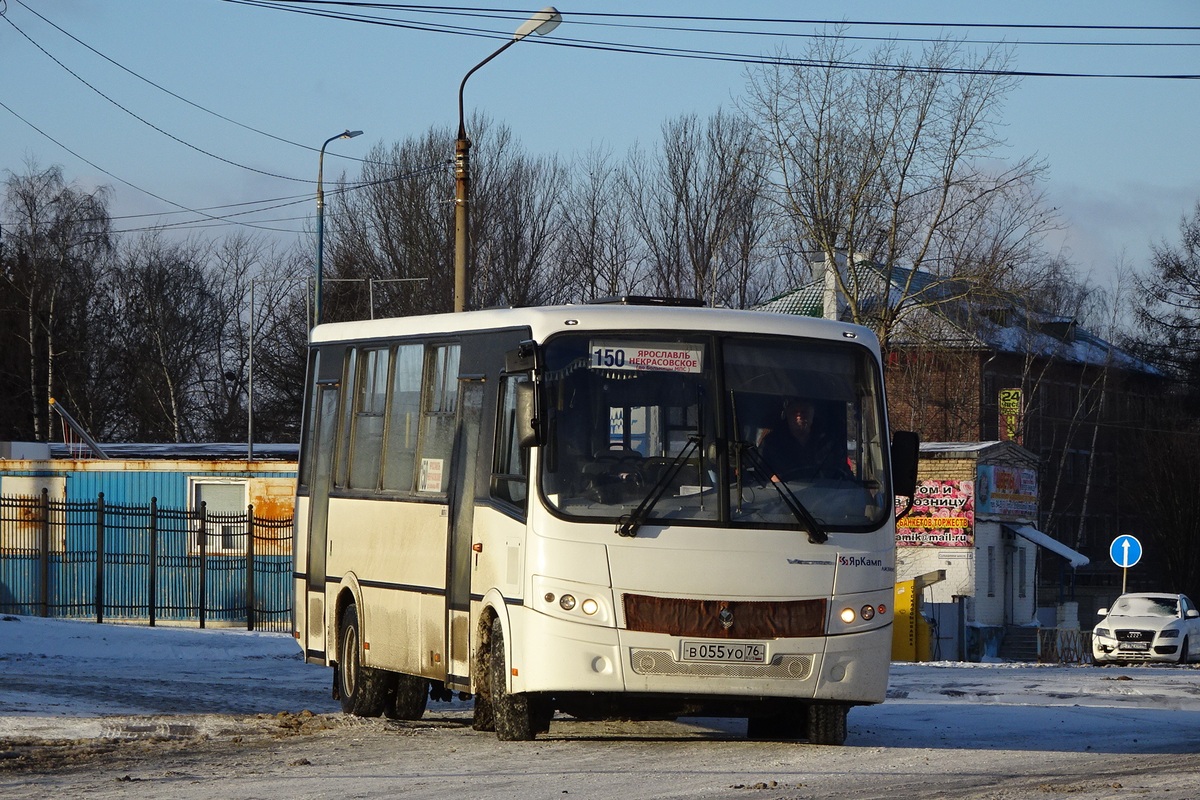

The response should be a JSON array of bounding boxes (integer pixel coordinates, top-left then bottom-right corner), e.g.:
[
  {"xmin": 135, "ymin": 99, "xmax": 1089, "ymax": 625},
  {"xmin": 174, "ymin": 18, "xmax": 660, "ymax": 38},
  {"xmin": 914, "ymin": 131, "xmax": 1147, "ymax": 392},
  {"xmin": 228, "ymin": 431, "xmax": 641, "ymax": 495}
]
[{"xmin": 1110, "ymin": 535, "xmax": 1142, "ymax": 569}]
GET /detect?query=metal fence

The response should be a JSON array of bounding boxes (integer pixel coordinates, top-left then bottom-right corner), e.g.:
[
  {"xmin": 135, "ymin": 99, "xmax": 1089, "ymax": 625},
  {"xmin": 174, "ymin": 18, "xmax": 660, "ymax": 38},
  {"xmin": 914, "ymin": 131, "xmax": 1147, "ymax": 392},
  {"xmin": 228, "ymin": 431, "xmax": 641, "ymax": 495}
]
[
  {"xmin": 0, "ymin": 490, "xmax": 293, "ymax": 632},
  {"xmin": 1038, "ymin": 627, "xmax": 1093, "ymax": 664}
]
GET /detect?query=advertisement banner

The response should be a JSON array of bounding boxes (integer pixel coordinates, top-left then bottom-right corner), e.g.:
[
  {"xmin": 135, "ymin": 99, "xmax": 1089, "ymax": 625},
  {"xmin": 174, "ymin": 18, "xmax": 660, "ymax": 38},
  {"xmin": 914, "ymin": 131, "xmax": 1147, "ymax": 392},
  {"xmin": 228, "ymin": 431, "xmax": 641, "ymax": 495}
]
[
  {"xmin": 976, "ymin": 464, "xmax": 1038, "ymax": 519},
  {"xmin": 896, "ymin": 479, "xmax": 975, "ymax": 547},
  {"xmin": 998, "ymin": 388, "xmax": 1023, "ymax": 444}
]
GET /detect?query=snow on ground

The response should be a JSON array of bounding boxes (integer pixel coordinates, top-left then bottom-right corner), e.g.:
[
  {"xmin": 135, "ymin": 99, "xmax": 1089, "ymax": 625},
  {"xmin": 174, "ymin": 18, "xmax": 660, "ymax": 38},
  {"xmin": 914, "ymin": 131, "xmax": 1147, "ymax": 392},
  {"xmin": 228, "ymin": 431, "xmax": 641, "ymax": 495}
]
[
  {"xmin": 2, "ymin": 614, "xmax": 1200, "ymax": 800},
  {"xmin": 2, "ymin": 613, "xmax": 1199, "ymax": 747}
]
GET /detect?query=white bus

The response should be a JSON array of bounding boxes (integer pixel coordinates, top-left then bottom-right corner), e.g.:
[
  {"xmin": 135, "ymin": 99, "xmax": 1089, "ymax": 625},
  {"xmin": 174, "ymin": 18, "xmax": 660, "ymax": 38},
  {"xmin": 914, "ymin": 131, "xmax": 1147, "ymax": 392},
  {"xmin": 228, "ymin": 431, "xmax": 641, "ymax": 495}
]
[{"xmin": 292, "ymin": 298, "xmax": 918, "ymax": 743}]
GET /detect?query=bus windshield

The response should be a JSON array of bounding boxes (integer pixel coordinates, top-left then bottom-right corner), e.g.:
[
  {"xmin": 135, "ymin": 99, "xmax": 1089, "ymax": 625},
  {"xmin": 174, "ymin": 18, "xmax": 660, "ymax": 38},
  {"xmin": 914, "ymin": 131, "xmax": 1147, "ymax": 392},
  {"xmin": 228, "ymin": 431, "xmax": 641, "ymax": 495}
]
[{"xmin": 539, "ymin": 332, "xmax": 890, "ymax": 532}]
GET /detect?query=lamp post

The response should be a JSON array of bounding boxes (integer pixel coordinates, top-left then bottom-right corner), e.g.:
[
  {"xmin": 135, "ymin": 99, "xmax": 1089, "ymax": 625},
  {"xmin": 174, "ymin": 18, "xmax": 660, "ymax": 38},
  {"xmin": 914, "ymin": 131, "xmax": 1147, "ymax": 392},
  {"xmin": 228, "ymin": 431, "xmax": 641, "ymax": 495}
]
[
  {"xmin": 315, "ymin": 129, "xmax": 363, "ymax": 326},
  {"xmin": 454, "ymin": 7, "xmax": 561, "ymax": 313}
]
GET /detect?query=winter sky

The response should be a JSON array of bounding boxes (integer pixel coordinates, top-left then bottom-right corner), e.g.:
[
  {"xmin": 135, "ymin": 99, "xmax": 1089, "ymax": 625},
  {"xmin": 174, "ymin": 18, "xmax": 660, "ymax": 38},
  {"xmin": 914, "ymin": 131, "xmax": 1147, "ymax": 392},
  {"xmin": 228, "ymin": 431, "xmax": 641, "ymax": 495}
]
[{"xmin": 1, "ymin": 1, "xmax": 1197, "ymax": 291}]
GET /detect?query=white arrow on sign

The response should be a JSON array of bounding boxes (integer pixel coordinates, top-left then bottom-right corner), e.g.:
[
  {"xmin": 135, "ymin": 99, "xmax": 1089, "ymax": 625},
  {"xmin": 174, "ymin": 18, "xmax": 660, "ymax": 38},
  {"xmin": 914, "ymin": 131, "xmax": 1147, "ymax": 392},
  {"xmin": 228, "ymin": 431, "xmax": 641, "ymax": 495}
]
[{"xmin": 1110, "ymin": 535, "xmax": 1142, "ymax": 569}]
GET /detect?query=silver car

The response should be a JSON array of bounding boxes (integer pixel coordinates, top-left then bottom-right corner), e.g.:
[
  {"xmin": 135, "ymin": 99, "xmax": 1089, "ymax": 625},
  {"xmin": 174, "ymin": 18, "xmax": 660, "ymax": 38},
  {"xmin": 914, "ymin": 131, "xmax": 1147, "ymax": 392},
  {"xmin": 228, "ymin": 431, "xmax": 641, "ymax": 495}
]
[{"xmin": 1092, "ymin": 592, "xmax": 1200, "ymax": 665}]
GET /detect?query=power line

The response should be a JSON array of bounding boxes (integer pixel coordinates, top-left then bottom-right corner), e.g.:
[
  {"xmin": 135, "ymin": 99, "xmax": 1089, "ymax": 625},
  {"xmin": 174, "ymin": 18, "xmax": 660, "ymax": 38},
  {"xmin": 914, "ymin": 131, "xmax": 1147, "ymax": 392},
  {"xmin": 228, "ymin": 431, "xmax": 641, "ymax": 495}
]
[
  {"xmin": 9, "ymin": 0, "xmax": 386, "ymax": 167},
  {"xmin": 224, "ymin": 1, "xmax": 1200, "ymax": 80},
  {"xmin": 229, "ymin": 2, "xmax": 1200, "ymax": 34},
  {"xmin": 1, "ymin": 10, "xmax": 313, "ymax": 183},
  {"xmin": 4, "ymin": 0, "xmax": 1195, "ymax": 246},
  {"xmin": 106, "ymin": 162, "xmax": 450, "ymax": 234},
  {"xmin": 0, "ymin": 99, "xmax": 302, "ymax": 234}
]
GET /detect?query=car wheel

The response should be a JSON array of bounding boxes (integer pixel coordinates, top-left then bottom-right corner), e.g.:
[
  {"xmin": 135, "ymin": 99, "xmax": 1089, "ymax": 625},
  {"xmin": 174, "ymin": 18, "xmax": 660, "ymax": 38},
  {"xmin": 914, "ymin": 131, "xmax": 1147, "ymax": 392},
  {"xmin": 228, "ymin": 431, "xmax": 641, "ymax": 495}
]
[
  {"xmin": 337, "ymin": 604, "xmax": 395, "ymax": 717},
  {"xmin": 1178, "ymin": 636, "xmax": 1189, "ymax": 665}
]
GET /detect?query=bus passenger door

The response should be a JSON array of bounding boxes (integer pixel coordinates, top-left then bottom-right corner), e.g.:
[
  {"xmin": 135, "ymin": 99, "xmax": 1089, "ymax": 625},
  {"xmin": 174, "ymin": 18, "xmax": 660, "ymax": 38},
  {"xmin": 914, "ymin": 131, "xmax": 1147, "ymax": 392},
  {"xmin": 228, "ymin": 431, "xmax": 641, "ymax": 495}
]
[
  {"xmin": 304, "ymin": 384, "xmax": 339, "ymax": 660},
  {"xmin": 446, "ymin": 378, "xmax": 484, "ymax": 690}
]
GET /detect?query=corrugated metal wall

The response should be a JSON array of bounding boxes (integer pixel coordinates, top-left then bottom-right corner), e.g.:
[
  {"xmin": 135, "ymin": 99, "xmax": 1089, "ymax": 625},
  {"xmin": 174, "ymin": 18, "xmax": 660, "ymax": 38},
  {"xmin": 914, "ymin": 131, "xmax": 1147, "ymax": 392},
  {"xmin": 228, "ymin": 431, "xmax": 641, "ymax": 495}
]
[
  {"xmin": 0, "ymin": 459, "xmax": 298, "ymax": 630},
  {"xmin": 0, "ymin": 494, "xmax": 293, "ymax": 631}
]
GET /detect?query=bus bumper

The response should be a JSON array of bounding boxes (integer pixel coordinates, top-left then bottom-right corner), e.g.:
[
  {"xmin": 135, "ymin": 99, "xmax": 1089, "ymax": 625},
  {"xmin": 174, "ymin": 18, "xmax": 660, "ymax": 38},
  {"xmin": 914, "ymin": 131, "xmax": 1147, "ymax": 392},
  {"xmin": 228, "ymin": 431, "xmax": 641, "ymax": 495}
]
[{"xmin": 511, "ymin": 609, "xmax": 890, "ymax": 705}]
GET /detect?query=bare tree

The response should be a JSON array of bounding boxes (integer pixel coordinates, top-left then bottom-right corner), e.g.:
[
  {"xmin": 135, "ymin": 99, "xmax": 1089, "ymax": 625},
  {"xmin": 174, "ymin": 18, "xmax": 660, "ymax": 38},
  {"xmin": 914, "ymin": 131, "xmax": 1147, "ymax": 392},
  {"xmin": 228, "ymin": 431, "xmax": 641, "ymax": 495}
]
[
  {"xmin": 246, "ymin": 247, "xmax": 313, "ymax": 442},
  {"xmin": 1, "ymin": 161, "xmax": 113, "ymax": 440},
  {"xmin": 194, "ymin": 232, "xmax": 283, "ymax": 442},
  {"xmin": 743, "ymin": 33, "xmax": 1056, "ymax": 348},
  {"xmin": 625, "ymin": 111, "xmax": 772, "ymax": 306},
  {"xmin": 470, "ymin": 123, "xmax": 569, "ymax": 308},
  {"xmin": 1122, "ymin": 200, "xmax": 1200, "ymax": 599},
  {"xmin": 327, "ymin": 130, "xmax": 454, "ymax": 320},
  {"xmin": 110, "ymin": 232, "xmax": 219, "ymax": 442},
  {"xmin": 328, "ymin": 116, "xmax": 568, "ymax": 318},
  {"xmin": 1131, "ymin": 201, "xmax": 1200, "ymax": 407},
  {"xmin": 557, "ymin": 147, "xmax": 643, "ymax": 301}
]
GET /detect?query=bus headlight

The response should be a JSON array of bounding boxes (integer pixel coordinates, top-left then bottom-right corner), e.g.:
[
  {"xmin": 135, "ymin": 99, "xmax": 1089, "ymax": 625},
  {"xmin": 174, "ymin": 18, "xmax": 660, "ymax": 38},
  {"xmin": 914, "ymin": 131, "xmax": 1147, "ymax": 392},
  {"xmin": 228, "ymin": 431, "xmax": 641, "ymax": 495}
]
[
  {"xmin": 837, "ymin": 601, "xmax": 888, "ymax": 626},
  {"xmin": 532, "ymin": 576, "xmax": 614, "ymax": 626}
]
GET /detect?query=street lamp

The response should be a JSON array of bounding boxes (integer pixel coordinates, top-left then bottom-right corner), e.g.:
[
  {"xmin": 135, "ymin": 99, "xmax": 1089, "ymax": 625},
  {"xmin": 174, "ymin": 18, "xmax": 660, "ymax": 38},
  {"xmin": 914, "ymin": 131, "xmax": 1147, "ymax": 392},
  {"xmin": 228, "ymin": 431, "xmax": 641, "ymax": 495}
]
[
  {"xmin": 316, "ymin": 129, "xmax": 364, "ymax": 326},
  {"xmin": 454, "ymin": 7, "xmax": 561, "ymax": 313}
]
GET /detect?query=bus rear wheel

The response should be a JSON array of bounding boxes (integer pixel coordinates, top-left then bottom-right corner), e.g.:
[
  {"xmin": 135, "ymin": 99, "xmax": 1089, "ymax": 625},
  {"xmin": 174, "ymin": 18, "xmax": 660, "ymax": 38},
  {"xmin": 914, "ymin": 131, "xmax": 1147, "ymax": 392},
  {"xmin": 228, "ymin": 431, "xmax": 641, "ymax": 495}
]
[
  {"xmin": 489, "ymin": 618, "xmax": 537, "ymax": 741},
  {"xmin": 385, "ymin": 673, "xmax": 429, "ymax": 720},
  {"xmin": 337, "ymin": 603, "xmax": 394, "ymax": 717}
]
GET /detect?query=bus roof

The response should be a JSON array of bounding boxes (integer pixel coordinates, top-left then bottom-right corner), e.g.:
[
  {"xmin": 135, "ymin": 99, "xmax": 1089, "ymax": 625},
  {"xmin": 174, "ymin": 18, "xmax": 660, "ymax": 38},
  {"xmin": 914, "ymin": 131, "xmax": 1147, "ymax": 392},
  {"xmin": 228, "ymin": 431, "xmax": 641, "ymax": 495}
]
[{"xmin": 309, "ymin": 304, "xmax": 880, "ymax": 351}]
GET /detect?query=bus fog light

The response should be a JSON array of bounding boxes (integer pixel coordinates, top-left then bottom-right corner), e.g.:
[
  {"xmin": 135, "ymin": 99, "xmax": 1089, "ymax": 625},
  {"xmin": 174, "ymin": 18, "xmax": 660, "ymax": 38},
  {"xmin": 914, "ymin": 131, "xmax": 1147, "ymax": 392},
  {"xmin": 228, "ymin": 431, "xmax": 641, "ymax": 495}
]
[
  {"xmin": 581, "ymin": 598, "xmax": 598, "ymax": 615},
  {"xmin": 544, "ymin": 592, "xmax": 555, "ymax": 603},
  {"xmin": 860, "ymin": 604, "xmax": 876, "ymax": 621},
  {"xmin": 559, "ymin": 594, "xmax": 577, "ymax": 611},
  {"xmin": 840, "ymin": 607, "xmax": 856, "ymax": 624}
]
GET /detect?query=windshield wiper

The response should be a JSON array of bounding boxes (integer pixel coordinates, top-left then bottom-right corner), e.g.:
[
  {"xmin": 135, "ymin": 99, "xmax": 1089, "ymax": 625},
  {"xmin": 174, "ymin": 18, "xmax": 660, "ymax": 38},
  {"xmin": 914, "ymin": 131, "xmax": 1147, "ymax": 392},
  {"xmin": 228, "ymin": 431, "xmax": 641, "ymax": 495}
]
[
  {"xmin": 735, "ymin": 441, "xmax": 828, "ymax": 544},
  {"xmin": 616, "ymin": 436, "xmax": 700, "ymax": 538}
]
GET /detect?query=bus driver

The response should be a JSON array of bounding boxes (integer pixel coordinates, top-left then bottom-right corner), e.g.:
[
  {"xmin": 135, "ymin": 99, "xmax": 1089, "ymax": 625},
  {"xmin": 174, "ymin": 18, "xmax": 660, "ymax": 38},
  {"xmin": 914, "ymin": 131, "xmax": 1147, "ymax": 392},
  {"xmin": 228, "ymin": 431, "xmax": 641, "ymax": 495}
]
[{"xmin": 758, "ymin": 397, "xmax": 852, "ymax": 483}]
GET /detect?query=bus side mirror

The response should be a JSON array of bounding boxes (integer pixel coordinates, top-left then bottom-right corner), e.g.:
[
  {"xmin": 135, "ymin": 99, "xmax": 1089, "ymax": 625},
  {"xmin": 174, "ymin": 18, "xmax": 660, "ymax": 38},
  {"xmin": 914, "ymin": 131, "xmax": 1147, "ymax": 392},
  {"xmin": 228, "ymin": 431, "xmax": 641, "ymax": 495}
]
[
  {"xmin": 515, "ymin": 381, "xmax": 541, "ymax": 448},
  {"xmin": 505, "ymin": 340, "xmax": 538, "ymax": 373},
  {"xmin": 890, "ymin": 430, "xmax": 919, "ymax": 499}
]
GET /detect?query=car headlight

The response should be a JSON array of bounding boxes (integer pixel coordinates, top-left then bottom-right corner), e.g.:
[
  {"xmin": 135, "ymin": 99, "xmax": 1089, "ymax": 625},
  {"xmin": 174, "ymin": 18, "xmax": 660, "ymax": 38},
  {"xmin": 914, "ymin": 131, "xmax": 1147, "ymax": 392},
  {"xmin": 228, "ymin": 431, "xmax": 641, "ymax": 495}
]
[
  {"xmin": 1158, "ymin": 628, "xmax": 1180, "ymax": 639},
  {"xmin": 1094, "ymin": 627, "xmax": 1111, "ymax": 638}
]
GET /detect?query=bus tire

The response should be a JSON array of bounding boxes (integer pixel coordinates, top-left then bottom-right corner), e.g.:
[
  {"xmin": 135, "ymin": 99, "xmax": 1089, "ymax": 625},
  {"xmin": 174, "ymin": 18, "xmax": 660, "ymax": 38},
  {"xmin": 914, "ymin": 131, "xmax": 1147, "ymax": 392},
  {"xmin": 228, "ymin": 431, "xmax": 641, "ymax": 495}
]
[
  {"xmin": 806, "ymin": 703, "xmax": 848, "ymax": 746},
  {"xmin": 489, "ymin": 617, "xmax": 536, "ymax": 741},
  {"xmin": 472, "ymin": 694, "xmax": 496, "ymax": 731},
  {"xmin": 385, "ymin": 673, "xmax": 429, "ymax": 720},
  {"xmin": 337, "ymin": 604, "xmax": 393, "ymax": 717}
]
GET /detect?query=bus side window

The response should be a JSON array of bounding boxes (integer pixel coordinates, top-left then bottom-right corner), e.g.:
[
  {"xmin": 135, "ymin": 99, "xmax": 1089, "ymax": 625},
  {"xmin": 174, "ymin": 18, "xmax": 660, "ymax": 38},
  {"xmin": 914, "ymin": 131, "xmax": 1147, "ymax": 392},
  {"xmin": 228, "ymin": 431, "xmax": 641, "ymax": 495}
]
[
  {"xmin": 492, "ymin": 375, "xmax": 529, "ymax": 509},
  {"xmin": 415, "ymin": 344, "xmax": 461, "ymax": 494},
  {"xmin": 348, "ymin": 347, "xmax": 389, "ymax": 490},
  {"xmin": 381, "ymin": 344, "xmax": 424, "ymax": 492}
]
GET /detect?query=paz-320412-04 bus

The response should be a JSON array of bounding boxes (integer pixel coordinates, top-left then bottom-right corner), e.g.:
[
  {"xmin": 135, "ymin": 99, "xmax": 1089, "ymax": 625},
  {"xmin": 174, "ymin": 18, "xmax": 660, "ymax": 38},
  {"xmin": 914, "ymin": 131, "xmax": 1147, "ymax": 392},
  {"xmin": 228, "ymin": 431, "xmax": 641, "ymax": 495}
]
[{"xmin": 292, "ymin": 297, "xmax": 918, "ymax": 744}]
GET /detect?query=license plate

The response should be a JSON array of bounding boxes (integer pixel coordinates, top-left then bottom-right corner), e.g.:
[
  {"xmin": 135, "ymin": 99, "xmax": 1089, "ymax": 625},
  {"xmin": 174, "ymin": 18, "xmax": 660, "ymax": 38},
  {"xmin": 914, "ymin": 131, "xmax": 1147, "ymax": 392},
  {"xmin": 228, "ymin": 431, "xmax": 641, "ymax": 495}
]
[
  {"xmin": 1118, "ymin": 642, "xmax": 1150, "ymax": 651},
  {"xmin": 680, "ymin": 641, "xmax": 767, "ymax": 664}
]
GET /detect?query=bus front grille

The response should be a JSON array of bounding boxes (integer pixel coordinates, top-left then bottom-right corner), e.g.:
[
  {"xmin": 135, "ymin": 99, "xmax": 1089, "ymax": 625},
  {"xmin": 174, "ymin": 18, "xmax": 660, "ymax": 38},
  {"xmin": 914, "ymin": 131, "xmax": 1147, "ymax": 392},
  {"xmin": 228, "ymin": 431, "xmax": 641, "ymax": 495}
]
[{"xmin": 622, "ymin": 593, "xmax": 826, "ymax": 639}]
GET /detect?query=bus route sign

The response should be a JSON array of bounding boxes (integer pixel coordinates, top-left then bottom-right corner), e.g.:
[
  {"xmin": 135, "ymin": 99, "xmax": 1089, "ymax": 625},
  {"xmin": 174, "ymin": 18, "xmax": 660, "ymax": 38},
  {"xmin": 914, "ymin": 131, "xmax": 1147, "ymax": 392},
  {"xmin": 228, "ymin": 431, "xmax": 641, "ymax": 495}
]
[{"xmin": 1109, "ymin": 535, "xmax": 1142, "ymax": 569}]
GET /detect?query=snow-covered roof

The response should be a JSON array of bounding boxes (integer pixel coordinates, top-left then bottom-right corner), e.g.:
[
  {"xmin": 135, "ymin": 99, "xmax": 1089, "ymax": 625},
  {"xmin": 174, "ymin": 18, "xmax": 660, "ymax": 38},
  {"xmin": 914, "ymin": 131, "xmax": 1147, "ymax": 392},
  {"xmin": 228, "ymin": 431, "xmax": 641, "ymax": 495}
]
[
  {"xmin": 1004, "ymin": 523, "xmax": 1090, "ymax": 568},
  {"xmin": 758, "ymin": 261, "xmax": 1158, "ymax": 374}
]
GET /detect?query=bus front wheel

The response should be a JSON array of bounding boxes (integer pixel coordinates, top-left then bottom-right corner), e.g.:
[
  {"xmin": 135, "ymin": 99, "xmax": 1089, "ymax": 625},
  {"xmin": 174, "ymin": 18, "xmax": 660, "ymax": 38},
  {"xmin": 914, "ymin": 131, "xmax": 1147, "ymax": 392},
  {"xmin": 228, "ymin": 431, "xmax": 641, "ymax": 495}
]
[
  {"xmin": 489, "ymin": 618, "xmax": 537, "ymax": 741},
  {"xmin": 337, "ymin": 604, "xmax": 394, "ymax": 717},
  {"xmin": 807, "ymin": 703, "xmax": 849, "ymax": 745}
]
